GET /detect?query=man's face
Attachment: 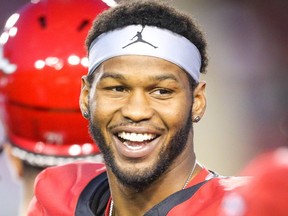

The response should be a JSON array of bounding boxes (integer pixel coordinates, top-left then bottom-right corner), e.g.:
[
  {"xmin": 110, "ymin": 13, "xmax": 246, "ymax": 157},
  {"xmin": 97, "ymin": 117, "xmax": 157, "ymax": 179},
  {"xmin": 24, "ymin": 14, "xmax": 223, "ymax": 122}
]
[{"xmin": 82, "ymin": 56, "xmax": 196, "ymax": 190}]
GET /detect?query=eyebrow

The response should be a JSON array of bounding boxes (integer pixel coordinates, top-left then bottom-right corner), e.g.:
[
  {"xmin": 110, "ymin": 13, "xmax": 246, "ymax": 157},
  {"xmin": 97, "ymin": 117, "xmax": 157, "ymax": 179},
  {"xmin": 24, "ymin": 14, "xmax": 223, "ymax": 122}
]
[
  {"xmin": 99, "ymin": 72, "xmax": 127, "ymax": 81},
  {"xmin": 150, "ymin": 74, "xmax": 178, "ymax": 82}
]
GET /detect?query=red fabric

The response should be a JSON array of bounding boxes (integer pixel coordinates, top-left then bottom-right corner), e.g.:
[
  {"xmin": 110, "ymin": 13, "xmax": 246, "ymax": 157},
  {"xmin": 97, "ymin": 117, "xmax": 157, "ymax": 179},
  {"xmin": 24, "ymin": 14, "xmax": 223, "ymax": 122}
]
[
  {"xmin": 167, "ymin": 169, "xmax": 249, "ymax": 216},
  {"xmin": 27, "ymin": 162, "xmax": 106, "ymax": 216},
  {"xmin": 27, "ymin": 163, "xmax": 248, "ymax": 216}
]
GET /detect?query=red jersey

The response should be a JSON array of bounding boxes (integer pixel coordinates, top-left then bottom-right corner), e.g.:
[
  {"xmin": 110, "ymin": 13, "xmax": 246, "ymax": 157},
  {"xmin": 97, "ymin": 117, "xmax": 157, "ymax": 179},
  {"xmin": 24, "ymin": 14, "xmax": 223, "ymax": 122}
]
[{"xmin": 27, "ymin": 162, "xmax": 248, "ymax": 216}]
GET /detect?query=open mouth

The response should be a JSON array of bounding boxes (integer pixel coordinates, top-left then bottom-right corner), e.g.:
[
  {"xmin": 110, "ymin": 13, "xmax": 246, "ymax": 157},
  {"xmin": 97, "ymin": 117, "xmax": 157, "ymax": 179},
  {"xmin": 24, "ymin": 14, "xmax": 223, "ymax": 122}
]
[{"xmin": 116, "ymin": 132, "xmax": 158, "ymax": 150}]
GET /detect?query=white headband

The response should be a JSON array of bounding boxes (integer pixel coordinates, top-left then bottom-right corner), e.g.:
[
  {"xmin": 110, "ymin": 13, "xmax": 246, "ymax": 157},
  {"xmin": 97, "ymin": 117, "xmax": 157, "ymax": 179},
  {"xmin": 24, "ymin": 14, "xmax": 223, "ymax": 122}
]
[{"xmin": 88, "ymin": 25, "xmax": 201, "ymax": 82}]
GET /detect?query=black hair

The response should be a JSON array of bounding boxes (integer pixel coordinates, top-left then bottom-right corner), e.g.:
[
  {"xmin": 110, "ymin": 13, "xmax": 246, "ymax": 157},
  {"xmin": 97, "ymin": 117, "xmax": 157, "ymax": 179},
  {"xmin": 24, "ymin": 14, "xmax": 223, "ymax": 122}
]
[{"xmin": 86, "ymin": 0, "xmax": 208, "ymax": 89}]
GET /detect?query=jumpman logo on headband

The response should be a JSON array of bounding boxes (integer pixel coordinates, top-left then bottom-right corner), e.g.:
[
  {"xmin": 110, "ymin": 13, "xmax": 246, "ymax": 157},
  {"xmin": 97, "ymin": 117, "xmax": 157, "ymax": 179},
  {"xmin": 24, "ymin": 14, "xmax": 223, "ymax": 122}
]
[{"xmin": 122, "ymin": 25, "xmax": 158, "ymax": 49}]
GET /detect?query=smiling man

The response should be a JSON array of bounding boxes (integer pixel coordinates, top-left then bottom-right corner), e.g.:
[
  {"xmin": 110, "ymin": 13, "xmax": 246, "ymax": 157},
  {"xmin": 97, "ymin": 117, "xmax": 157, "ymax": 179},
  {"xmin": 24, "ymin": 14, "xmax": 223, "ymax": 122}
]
[{"xmin": 27, "ymin": 1, "xmax": 247, "ymax": 216}]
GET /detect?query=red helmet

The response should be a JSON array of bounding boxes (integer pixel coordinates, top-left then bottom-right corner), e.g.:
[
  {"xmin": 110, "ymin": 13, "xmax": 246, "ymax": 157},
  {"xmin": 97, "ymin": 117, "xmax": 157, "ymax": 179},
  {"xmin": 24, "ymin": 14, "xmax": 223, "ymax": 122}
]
[{"xmin": 0, "ymin": 0, "xmax": 111, "ymax": 167}]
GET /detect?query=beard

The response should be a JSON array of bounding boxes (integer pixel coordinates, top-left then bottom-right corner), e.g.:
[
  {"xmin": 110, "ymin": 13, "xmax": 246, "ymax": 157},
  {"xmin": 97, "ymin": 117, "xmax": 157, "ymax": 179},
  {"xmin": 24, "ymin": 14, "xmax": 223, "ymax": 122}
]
[{"xmin": 89, "ymin": 111, "xmax": 193, "ymax": 192}]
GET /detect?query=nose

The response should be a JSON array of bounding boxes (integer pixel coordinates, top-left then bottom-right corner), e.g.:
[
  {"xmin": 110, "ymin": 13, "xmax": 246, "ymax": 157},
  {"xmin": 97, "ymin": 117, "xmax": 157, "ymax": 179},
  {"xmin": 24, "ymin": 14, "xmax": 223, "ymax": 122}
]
[{"xmin": 121, "ymin": 89, "xmax": 154, "ymax": 122}]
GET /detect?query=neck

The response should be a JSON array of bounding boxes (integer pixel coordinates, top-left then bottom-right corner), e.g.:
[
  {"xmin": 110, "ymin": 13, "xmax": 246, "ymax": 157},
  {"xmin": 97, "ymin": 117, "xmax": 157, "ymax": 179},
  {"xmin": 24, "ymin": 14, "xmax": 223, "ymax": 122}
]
[{"xmin": 108, "ymin": 154, "xmax": 200, "ymax": 216}]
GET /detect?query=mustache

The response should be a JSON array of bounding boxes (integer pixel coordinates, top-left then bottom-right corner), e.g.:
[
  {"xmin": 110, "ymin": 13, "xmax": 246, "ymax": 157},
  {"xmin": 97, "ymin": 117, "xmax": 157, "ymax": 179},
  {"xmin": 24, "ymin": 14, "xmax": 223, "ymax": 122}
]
[{"xmin": 108, "ymin": 120, "xmax": 165, "ymax": 132}]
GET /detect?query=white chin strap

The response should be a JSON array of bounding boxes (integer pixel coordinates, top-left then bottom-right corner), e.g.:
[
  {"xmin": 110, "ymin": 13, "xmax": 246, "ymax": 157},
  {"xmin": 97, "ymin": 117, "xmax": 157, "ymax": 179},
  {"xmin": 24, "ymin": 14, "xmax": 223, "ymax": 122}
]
[{"xmin": 88, "ymin": 25, "xmax": 201, "ymax": 82}]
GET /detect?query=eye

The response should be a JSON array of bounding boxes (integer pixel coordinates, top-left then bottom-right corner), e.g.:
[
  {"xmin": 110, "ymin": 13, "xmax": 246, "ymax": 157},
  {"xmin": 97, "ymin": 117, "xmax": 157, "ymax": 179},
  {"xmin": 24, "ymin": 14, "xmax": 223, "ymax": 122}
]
[
  {"xmin": 151, "ymin": 88, "xmax": 173, "ymax": 98},
  {"xmin": 154, "ymin": 89, "xmax": 171, "ymax": 95},
  {"xmin": 106, "ymin": 86, "xmax": 126, "ymax": 92}
]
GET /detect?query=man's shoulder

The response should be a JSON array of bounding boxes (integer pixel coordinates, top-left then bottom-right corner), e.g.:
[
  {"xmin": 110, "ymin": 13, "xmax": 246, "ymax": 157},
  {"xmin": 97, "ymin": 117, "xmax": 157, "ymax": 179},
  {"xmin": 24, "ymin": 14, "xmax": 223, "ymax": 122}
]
[
  {"xmin": 197, "ymin": 168, "xmax": 251, "ymax": 192},
  {"xmin": 193, "ymin": 175, "xmax": 250, "ymax": 215},
  {"xmin": 216, "ymin": 176, "xmax": 251, "ymax": 191},
  {"xmin": 27, "ymin": 162, "xmax": 106, "ymax": 216},
  {"xmin": 163, "ymin": 174, "xmax": 250, "ymax": 216},
  {"xmin": 34, "ymin": 161, "xmax": 106, "ymax": 194},
  {"xmin": 36, "ymin": 161, "xmax": 106, "ymax": 182},
  {"xmin": 194, "ymin": 174, "xmax": 250, "ymax": 201}
]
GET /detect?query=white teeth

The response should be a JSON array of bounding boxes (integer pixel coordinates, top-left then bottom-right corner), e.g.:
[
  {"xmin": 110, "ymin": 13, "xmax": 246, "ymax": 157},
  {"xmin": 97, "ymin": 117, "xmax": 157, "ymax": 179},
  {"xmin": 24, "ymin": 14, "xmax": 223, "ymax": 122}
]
[
  {"xmin": 123, "ymin": 142, "xmax": 143, "ymax": 150},
  {"xmin": 118, "ymin": 132, "xmax": 156, "ymax": 142}
]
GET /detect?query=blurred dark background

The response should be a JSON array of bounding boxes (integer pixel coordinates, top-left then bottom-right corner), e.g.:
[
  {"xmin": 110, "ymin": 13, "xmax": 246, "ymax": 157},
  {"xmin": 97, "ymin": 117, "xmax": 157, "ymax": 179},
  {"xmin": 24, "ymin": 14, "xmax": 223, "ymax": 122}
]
[{"xmin": 1, "ymin": 0, "xmax": 288, "ymax": 175}]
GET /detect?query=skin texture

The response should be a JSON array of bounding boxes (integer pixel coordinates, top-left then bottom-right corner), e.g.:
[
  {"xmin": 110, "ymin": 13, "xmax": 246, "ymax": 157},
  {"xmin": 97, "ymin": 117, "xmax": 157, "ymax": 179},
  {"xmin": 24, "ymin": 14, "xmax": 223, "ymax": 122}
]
[{"xmin": 80, "ymin": 55, "xmax": 206, "ymax": 215}]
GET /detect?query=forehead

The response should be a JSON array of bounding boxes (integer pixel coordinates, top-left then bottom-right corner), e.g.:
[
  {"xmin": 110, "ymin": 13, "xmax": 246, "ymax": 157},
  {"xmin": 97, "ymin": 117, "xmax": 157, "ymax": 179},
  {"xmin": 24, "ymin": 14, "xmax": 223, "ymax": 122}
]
[{"xmin": 96, "ymin": 55, "xmax": 190, "ymax": 82}]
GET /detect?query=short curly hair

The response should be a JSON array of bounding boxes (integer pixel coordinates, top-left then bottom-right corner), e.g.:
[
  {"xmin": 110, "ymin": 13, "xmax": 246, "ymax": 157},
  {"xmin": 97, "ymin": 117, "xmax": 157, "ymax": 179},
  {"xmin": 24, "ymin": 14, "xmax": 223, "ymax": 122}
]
[{"xmin": 86, "ymin": 0, "xmax": 208, "ymax": 84}]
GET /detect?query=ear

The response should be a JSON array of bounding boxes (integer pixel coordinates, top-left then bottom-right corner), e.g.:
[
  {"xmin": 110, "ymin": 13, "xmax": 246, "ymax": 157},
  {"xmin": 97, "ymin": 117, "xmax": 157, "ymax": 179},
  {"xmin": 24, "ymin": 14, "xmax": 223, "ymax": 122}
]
[
  {"xmin": 79, "ymin": 75, "xmax": 90, "ymax": 118},
  {"xmin": 192, "ymin": 81, "xmax": 207, "ymax": 122}
]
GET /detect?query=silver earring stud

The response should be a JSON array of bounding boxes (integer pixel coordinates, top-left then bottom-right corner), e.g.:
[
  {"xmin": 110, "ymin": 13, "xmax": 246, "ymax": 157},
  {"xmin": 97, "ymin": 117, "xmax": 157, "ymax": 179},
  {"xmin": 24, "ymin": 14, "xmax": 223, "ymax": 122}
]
[
  {"xmin": 83, "ymin": 112, "xmax": 89, "ymax": 119},
  {"xmin": 193, "ymin": 116, "xmax": 201, "ymax": 123}
]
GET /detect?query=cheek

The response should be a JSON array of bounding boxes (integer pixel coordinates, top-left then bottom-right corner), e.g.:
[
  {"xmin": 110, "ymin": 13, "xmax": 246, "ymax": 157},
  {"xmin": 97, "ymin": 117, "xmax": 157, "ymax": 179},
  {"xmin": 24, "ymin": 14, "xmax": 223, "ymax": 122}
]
[
  {"xmin": 155, "ymin": 96, "xmax": 192, "ymax": 129},
  {"xmin": 90, "ymin": 94, "xmax": 121, "ymax": 125}
]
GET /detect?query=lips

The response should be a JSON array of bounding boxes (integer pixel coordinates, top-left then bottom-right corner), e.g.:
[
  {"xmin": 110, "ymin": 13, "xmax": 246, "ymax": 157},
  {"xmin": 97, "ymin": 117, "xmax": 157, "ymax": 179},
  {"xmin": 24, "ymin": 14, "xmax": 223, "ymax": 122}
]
[
  {"xmin": 118, "ymin": 132, "xmax": 157, "ymax": 142},
  {"xmin": 112, "ymin": 128, "xmax": 161, "ymax": 159}
]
